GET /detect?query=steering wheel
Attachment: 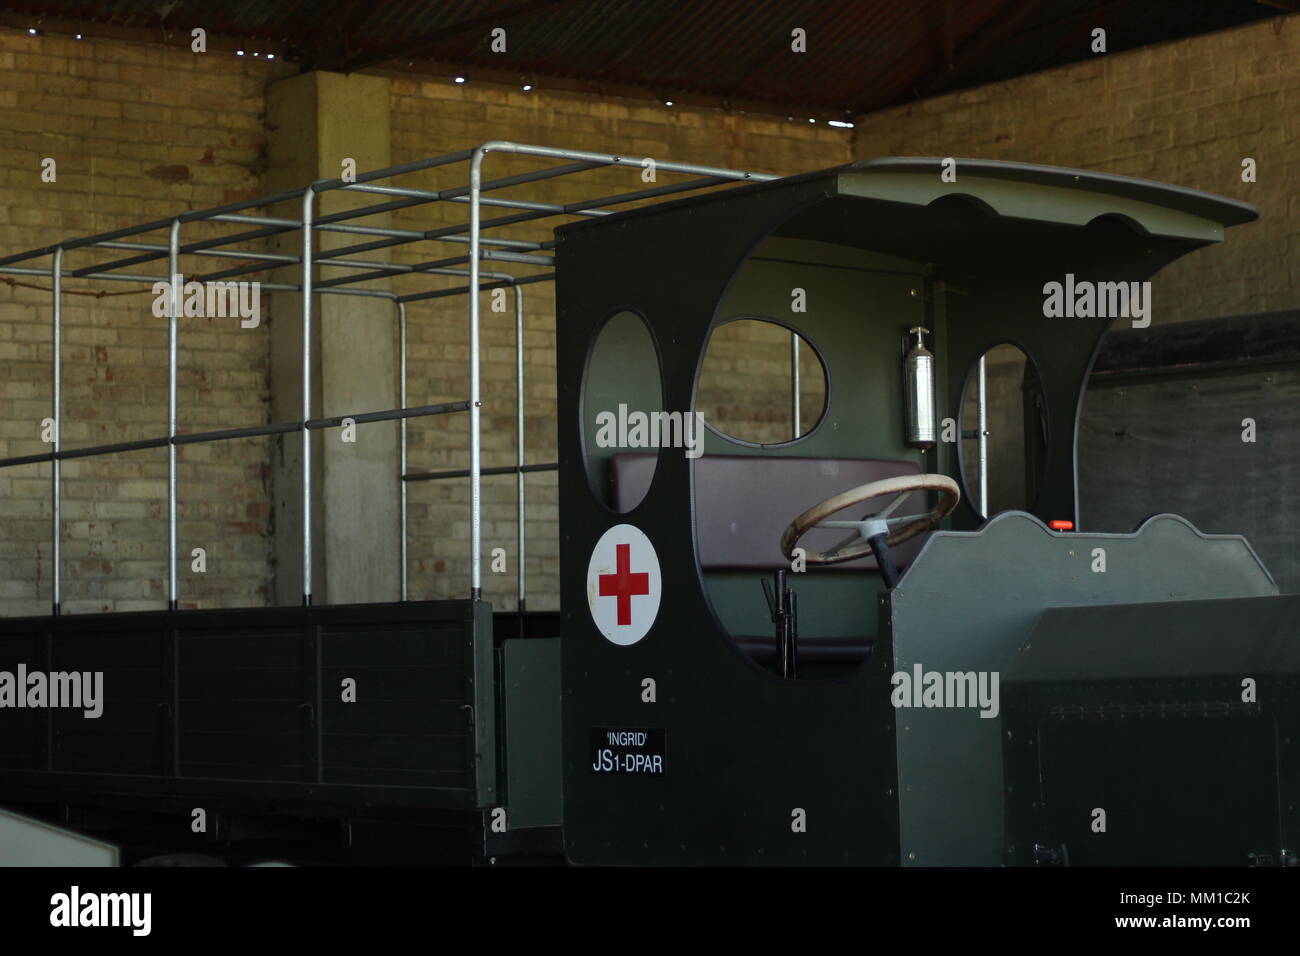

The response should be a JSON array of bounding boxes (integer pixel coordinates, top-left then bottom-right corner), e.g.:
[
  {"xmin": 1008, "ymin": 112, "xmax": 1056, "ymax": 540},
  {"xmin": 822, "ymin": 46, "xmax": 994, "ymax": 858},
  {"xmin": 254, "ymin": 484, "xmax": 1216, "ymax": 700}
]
[{"xmin": 780, "ymin": 473, "xmax": 960, "ymax": 566}]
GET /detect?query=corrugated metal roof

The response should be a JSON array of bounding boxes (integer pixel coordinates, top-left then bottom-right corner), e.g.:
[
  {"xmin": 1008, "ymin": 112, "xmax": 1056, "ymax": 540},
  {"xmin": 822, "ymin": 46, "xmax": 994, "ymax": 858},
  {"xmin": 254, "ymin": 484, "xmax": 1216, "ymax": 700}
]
[{"xmin": 0, "ymin": 0, "xmax": 1281, "ymax": 118}]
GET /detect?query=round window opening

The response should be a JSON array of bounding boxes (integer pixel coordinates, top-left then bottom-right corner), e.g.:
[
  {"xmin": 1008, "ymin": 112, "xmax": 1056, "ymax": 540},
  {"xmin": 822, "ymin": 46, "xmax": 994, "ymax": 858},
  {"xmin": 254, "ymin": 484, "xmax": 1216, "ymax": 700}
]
[
  {"xmin": 695, "ymin": 318, "xmax": 827, "ymax": 445},
  {"xmin": 958, "ymin": 343, "xmax": 1049, "ymax": 520},
  {"xmin": 581, "ymin": 311, "xmax": 663, "ymax": 513}
]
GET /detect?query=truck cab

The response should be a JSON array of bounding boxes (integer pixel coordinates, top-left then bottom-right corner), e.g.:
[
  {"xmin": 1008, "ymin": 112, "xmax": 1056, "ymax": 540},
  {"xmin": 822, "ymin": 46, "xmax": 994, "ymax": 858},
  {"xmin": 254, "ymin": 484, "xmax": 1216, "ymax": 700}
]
[{"xmin": 559, "ymin": 158, "xmax": 1295, "ymax": 865}]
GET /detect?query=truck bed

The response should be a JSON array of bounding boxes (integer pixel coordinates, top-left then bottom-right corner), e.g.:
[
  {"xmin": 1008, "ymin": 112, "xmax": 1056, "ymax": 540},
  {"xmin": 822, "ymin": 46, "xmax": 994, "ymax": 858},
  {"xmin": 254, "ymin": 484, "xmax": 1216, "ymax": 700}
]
[{"xmin": 0, "ymin": 600, "xmax": 496, "ymax": 818}]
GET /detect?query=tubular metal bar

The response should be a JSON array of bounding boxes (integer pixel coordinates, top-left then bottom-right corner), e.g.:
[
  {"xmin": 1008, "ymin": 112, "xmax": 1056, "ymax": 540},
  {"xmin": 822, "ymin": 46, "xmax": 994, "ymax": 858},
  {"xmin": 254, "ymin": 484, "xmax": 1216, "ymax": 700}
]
[
  {"xmin": 397, "ymin": 271, "xmax": 554, "ymax": 304},
  {"xmin": 214, "ymin": 212, "xmax": 547, "ymax": 249},
  {"xmin": 344, "ymin": 172, "xmax": 716, "ymax": 212},
  {"xmin": 0, "ymin": 187, "xmax": 305, "ymax": 268},
  {"xmin": 309, "ymin": 148, "xmax": 478, "ymax": 193},
  {"xmin": 404, "ymin": 462, "xmax": 558, "ymax": 482},
  {"xmin": 0, "ymin": 267, "xmax": 400, "ymax": 298},
  {"xmin": 469, "ymin": 150, "xmax": 484, "ymax": 599},
  {"xmin": 0, "ymin": 450, "xmax": 65, "ymax": 468},
  {"xmin": 197, "ymin": 248, "xmax": 420, "ymax": 284},
  {"xmin": 96, "ymin": 239, "xmax": 298, "ymax": 265},
  {"xmin": 47, "ymin": 436, "xmax": 169, "ymax": 459},
  {"xmin": 441, "ymin": 159, "xmax": 605, "ymax": 198},
  {"xmin": 451, "ymin": 194, "xmax": 612, "ymax": 216},
  {"xmin": 0, "ymin": 402, "xmax": 469, "ymax": 470},
  {"xmin": 977, "ymin": 355, "xmax": 989, "ymax": 517},
  {"xmin": 304, "ymin": 403, "xmax": 470, "ymax": 429},
  {"xmin": 515, "ymin": 285, "xmax": 526, "ymax": 616},
  {"xmin": 399, "ymin": 301, "xmax": 408, "ymax": 602},
  {"xmin": 333, "ymin": 186, "xmax": 613, "ymax": 220},
  {"xmin": 211, "ymin": 210, "xmax": 546, "ymax": 250},
  {"xmin": 314, "ymin": 255, "xmax": 475, "ymax": 291},
  {"xmin": 484, "ymin": 250, "xmax": 554, "ymax": 266},
  {"xmin": 482, "ymin": 140, "xmax": 776, "ymax": 183},
  {"xmin": 93, "ymin": 273, "xmax": 403, "ymax": 299},
  {"xmin": 168, "ymin": 220, "xmax": 180, "ymax": 610},
  {"xmin": 0, "ymin": 266, "xmax": 57, "ymax": 277},
  {"xmin": 301, "ymin": 188, "xmax": 314, "ymax": 606},
  {"xmin": 314, "ymin": 251, "xmax": 551, "ymax": 292},
  {"xmin": 791, "ymin": 333, "xmax": 801, "ymax": 440},
  {"xmin": 213, "ymin": 212, "xmax": 426, "ymax": 237},
  {"xmin": 72, "ymin": 225, "xmax": 302, "ymax": 278},
  {"xmin": 344, "ymin": 183, "xmax": 448, "ymax": 200},
  {"xmin": 214, "ymin": 253, "xmax": 472, "ymax": 288},
  {"xmin": 51, "ymin": 247, "xmax": 62, "ymax": 615}
]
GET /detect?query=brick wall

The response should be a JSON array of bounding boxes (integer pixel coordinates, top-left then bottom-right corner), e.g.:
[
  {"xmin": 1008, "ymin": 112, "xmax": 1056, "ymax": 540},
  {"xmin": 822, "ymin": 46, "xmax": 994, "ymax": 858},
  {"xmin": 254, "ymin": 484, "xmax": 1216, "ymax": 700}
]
[
  {"xmin": 850, "ymin": 14, "xmax": 1300, "ymax": 323},
  {"xmin": 0, "ymin": 29, "xmax": 291, "ymax": 615}
]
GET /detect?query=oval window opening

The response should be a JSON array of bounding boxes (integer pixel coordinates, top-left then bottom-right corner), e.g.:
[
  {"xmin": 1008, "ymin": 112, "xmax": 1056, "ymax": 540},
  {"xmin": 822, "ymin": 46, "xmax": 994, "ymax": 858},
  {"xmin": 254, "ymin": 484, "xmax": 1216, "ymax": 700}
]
[
  {"xmin": 958, "ymin": 343, "xmax": 1048, "ymax": 519},
  {"xmin": 695, "ymin": 318, "xmax": 827, "ymax": 445},
  {"xmin": 582, "ymin": 311, "xmax": 662, "ymax": 513}
]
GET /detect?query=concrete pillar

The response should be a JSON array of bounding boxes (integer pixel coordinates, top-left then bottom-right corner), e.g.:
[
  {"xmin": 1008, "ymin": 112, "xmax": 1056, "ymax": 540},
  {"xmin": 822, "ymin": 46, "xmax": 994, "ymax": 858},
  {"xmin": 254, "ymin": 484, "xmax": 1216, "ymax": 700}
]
[{"xmin": 265, "ymin": 71, "xmax": 399, "ymax": 606}]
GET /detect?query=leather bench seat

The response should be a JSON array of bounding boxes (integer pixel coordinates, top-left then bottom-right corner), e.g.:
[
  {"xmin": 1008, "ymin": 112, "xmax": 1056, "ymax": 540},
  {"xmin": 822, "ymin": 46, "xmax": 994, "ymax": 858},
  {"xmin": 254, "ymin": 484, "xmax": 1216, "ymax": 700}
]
[{"xmin": 611, "ymin": 452, "xmax": 929, "ymax": 572}]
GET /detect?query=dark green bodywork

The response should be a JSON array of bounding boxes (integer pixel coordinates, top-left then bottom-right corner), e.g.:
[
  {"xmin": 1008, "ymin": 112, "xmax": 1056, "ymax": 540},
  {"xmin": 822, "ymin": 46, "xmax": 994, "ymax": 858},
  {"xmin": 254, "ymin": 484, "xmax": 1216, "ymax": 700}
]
[
  {"xmin": 0, "ymin": 601, "xmax": 498, "ymax": 810},
  {"xmin": 500, "ymin": 638, "xmax": 562, "ymax": 830},
  {"xmin": 554, "ymin": 158, "xmax": 1269, "ymax": 865},
  {"xmin": 887, "ymin": 512, "xmax": 1276, "ymax": 865},
  {"xmin": 1003, "ymin": 593, "xmax": 1300, "ymax": 866}
]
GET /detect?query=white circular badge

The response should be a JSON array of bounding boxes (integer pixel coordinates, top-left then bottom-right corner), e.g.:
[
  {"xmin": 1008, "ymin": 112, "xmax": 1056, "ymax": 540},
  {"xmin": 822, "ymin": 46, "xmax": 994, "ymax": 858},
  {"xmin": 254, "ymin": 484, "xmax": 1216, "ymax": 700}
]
[{"xmin": 586, "ymin": 523, "xmax": 662, "ymax": 646}]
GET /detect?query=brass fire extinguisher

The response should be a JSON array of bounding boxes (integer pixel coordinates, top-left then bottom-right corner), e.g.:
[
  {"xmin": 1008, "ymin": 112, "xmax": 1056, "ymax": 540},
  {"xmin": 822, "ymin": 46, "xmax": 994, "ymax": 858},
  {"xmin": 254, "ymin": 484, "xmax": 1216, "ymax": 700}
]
[{"xmin": 904, "ymin": 326, "xmax": 936, "ymax": 447}]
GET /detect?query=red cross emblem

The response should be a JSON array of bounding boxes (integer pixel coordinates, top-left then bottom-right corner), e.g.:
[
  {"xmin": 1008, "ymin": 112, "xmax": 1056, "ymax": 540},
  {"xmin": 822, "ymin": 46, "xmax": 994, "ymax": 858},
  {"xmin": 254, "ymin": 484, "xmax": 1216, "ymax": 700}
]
[
  {"xmin": 587, "ymin": 524, "xmax": 662, "ymax": 646},
  {"xmin": 598, "ymin": 543, "xmax": 651, "ymax": 626}
]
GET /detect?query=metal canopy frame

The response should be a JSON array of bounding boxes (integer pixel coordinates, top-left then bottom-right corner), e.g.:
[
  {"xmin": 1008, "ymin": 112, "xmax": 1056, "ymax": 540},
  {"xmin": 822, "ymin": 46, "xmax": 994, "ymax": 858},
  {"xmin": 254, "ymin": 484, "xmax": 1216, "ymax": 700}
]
[{"xmin": 0, "ymin": 141, "xmax": 777, "ymax": 614}]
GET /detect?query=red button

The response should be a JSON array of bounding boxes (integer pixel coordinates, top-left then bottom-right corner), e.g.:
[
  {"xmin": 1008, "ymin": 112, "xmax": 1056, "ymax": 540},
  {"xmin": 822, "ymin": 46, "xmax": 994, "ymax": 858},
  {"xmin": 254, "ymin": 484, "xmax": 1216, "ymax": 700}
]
[{"xmin": 1048, "ymin": 520, "xmax": 1074, "ymax": 531}]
